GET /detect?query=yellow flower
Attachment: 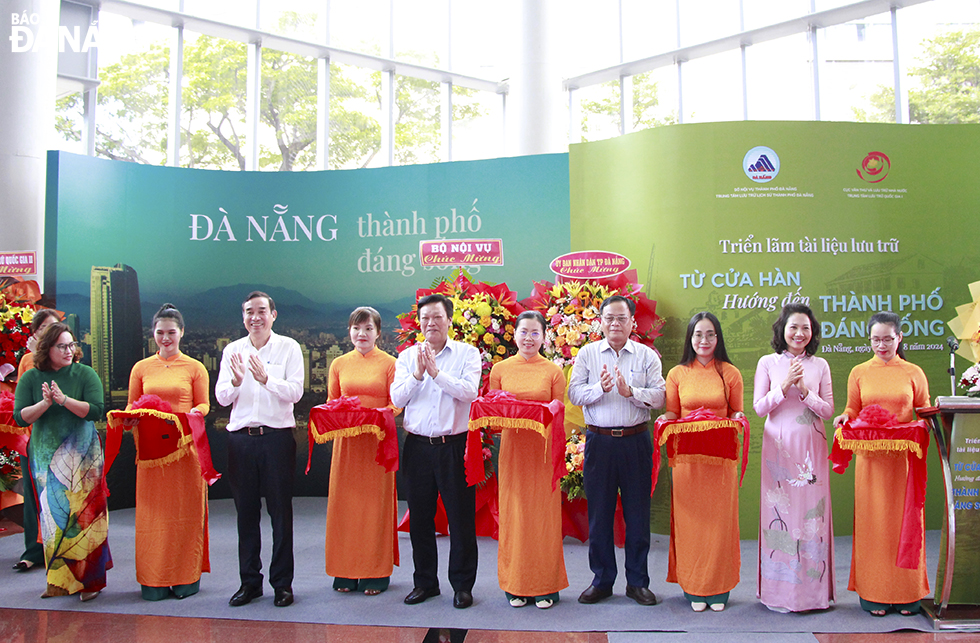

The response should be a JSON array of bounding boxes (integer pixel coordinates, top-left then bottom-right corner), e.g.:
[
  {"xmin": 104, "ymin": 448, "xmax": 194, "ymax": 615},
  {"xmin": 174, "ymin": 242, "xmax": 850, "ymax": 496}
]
[
  {"xmin": 546, "ymin": 306, "xmax": 558, "ymax": 317},
  {"xmin": 503, "ymin": 332, "xmax": 512, "ymax": 341},
  {"xmin": 479, "ymin": 315, "xmax": 492, "ymax": 327},
  {"xmin": 483, "ymin": 332, "xmax": 495, "ymax": 345},
  {"xmin": 474, "ymin": 302, "xmax": 492, "ymax": 317},
  {"xmin": 555, "ymin": 336, "xmax": 566, "ymax": 347},
  {"xmin": 563, "ymin": 304, "xmax": 577, "ymax": 314},
  {"xmin": 570, "ymin": 346, "xmax": 579, "ymax": 357},
  {"xmin": 556, "ymin": 326, "xmax": 567, "ymax": 336},
  {"xmin": 504, "ymin": 324, "xmax": 514, "ymax": 333},
  {"xmin": 582, "ymin": 308, "xmax": 596, "ymax": 320},
  {"xmin": 416, "ymin": 332, "xmax": 425, "ymax": 343},
  {"xmin": 496, "ymin": 345, "xmax": 506, "ymax": 355}
]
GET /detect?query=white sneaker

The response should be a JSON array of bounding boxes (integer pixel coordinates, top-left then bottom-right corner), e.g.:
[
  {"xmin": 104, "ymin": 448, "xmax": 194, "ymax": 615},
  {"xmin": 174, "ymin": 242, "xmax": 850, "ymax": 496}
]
[
  {"xmin": 535, "ymin": 598, "xmax": 554, "ymax": 609},
  {"xmin": 509, "ymin": 596, "xmax": 527, "ymax": 607},
  {"xmin": 710, "ymin": 602, "xmax": 726, "ymax": 612},
  {"xmin": 691, "ymin": 601, "xmax": 707, "ymax": 612}
]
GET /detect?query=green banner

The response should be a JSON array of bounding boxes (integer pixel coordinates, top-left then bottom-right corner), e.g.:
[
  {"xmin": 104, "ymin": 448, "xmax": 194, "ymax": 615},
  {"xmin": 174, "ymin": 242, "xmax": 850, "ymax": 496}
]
[{"xmin": 570, "ymin": 121, "xmax": 980, "ymax": 535}]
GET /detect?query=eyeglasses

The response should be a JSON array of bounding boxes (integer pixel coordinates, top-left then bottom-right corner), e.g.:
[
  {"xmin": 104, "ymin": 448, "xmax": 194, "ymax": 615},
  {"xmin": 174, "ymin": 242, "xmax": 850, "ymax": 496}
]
[
  {"xmin": 601, "ymin": 315, "xmax": 631, "ymax": 325},
  {"xmin": 693, "ymin": 332, "xmax": 717, "ymax": 341},
  {"xmin": 870, "ymin": 337, "xmax": 896, "ymax": 346},
  {"xmin": 55, "ymin": 342, "xmax": 77, "ymax": 353},
  {"xmin": 516, "ymin": 329, "xmax": 541, "ymax": 339}
]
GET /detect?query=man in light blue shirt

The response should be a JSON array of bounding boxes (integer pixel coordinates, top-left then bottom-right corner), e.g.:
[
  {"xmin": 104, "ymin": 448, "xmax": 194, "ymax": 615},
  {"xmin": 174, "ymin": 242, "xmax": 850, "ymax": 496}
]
[
  {"xmin": 391, "ymin": 293, "xmax": 481, "ymax": 609},
  {"xmin": 568, "ymin": 295, "xmax": 665, "ymax": 606}
]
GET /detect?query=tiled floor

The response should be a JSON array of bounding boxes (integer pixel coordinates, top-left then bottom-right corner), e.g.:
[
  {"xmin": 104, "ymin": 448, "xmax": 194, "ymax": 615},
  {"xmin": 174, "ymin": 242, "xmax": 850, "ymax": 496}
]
[
  {"xmin": 6, "ymin": 609, "xmax": 980, "ymax": 643},
  {"xmin": 0, "ymin": 609, "xmax": 609, "ymax": 643}
]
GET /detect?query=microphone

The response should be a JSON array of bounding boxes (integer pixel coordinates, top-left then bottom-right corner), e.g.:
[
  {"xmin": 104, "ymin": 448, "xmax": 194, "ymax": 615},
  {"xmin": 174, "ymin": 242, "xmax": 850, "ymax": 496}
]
[{"xmin": 948, "ymin": 337, "xmax": 960, "ymax": 396}]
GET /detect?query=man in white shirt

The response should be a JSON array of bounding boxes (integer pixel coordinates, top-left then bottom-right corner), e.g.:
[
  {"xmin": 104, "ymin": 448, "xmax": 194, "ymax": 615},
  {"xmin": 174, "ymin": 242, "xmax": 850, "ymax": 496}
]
[
  {"xmin": 216, "ymin": 291, "xmax": 304, "ymax": 608},
  {"xmin": 391, "ymin": 293, "xmax": 481, "ymax": 609},
  {"xmin": 568, "ymin": 295, "xmax": 666, "ymax": 606}
]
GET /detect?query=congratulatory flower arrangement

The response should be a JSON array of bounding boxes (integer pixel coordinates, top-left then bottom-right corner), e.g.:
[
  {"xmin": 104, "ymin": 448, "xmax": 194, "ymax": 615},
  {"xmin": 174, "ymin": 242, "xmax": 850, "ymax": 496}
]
[
  {"xmin": 560, "ymin": 433, "xmax": 586, "ymax": 500},
  {"xmin": 396, "ymin": 271, "xmax": 524, "ymax": 393},
  {"xmin": 519, "ymin": 269, "xmax": 663, "ymax": 370},
  {"xmin": 0, "ymin": 286, "xmax": 39, "ymax": 380}
]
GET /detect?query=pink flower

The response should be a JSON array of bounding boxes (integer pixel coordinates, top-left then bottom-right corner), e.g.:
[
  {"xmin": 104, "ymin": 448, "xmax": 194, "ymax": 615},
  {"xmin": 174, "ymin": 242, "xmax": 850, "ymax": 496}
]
[{"xmin": 482, "ymin": 447, "xmax": 492, "ymax": 460}]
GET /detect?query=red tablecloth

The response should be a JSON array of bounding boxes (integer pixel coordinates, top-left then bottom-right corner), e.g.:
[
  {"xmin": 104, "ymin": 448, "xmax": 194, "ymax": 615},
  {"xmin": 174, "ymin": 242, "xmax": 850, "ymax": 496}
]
[
  {"xmin": 308, "ymin": 397, "xmax": 398, "ymax": 474},
  {"xmin": 831, "ymin": 411, "xmax": 930, "ymax": 569}
]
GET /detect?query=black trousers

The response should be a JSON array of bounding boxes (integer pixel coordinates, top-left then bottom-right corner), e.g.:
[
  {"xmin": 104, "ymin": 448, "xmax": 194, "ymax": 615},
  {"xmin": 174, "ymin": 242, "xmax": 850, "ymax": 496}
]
[
  {"xmin": 583, "ymin": 429, "xmax": 653, "ymax": 590},
  {"xmin": 227, "ymin": 428, "xmax": 295, "ymax": 591},
  {"xmin": 402, "ymin": 433, "xmax": 477, "ymax": 592}
]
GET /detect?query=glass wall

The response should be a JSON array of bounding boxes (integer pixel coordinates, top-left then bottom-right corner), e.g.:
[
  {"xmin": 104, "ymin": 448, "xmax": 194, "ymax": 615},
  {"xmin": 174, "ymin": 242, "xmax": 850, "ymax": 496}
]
[
  {"xmin": 568, "ymin": 0, "xmax": 980, "ymax": 134},
  {"xmin": 53, "ymin": 0, "xmax": 980, "ymax": 171}
]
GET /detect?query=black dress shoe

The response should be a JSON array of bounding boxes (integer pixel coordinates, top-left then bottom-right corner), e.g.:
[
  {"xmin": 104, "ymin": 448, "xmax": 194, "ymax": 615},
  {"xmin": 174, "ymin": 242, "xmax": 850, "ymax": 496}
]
[
  {"xmin": 229, "ymin": 585, "xmax": 263, "ymax": 607},
  {"xmin": 625, "ymin": 585, "xmax": 658, "ymax": 606},
  {"xmin": 404, "ymin": 587, "xmax": 440, "ymax": 605},
  {"xmin": 274, "ymin": 588, "xmax": 294, "ymax": 607},
  {"xmin": 578, "ymin": 585, "xmax": 613, "ymax": 604},
  {"xmin": 453, "ymin": 590, "xmax": 473, "ymax": 609}
]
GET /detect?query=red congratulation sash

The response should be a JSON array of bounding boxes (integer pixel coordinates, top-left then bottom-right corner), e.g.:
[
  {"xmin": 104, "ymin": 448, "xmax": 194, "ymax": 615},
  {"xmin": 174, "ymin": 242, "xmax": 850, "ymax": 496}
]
[
  {"xmin": 0, "ymin": 390, "xmax": 29, "ymax": 456},
  {"xmin": 830, "ymin": 405, "xmax": 930, "ymax": 569},
  {"xmin": 466, "ymin": 389, "xmax": 566, "ymax": 490},
  {"xmin": 307, "ymin": 397, "xmax": 399, "ymax": 474},
  {"xmin": 653, "ymin": 408, "xmax": 751, "ymax": 492},
  {"xmin": 106, "ymin": 406, "xmax": 221, "ymax": 488}
]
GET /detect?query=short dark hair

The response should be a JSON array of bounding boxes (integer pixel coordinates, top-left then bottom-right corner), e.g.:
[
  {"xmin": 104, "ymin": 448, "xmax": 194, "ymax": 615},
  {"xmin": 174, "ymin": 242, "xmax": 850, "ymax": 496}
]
[
  {"xmin": 417, "ymin": 293, "xmax": 453, "ymax": 319},
  {"xmin": 868, "ymin": 311, "xmax": 905, "ymax": 360},
  {"xmin": 243, "ymin": 290, "xmax": 276, "ymax": 312},
  {"xmin": 152, "ymin": 303, "xmax": 185, "ymax": 331},
  {"xmin": 679, "ymin": 311, "xmax": 733, "ymax": 367},
  {"xmin": 599, "ymin": 295, "xmax": 635, "ymax": 316},
  {"xmin": 771, "ymin": 303, "xmax": 820, "ymax": 356},
  {"xmin": 30, "ymin": 309, "xmax": 61, "ymax": 333},
  {"xmin": 349, "ymin": 306, "xmax": 382, "ymax": 329},
  {"xmin": 34, "ymin": 322, "xmax": 81, "ymax": 371}
]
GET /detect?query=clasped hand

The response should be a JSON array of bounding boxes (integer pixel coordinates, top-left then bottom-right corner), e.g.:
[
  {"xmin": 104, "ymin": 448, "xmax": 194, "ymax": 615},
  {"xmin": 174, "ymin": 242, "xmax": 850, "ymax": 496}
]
[
  {"xmin": 414, "ymin": 343, "xmax": 439, "ymax": 380},
  {"xmin": 600, "ymin": 364, "xmax": 632, "ymax": 398},
  {"xmin": 41, "ymin": 381, "xmax": 67, "ymax": 407},
  {"xmin": 230, "ymin": 353, "xmax": 269, "ymax": 386},
  {"xmin": 781, "ymin": 356, "xmax": 809, "ymax": 398}
]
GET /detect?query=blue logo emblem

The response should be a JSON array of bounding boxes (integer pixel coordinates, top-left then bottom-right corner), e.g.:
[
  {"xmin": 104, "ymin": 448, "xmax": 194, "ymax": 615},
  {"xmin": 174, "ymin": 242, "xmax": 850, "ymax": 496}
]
[{"xmin": 743, "ymin": 146, "xmax": 780, "ymax": 183}]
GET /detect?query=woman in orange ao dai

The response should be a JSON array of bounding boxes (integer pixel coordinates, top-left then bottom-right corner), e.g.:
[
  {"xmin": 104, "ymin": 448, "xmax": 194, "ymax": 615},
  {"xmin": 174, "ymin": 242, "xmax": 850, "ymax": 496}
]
[
  {"xmin": 325, "ymin": 306, "xmax": 398, "ymax": 595},
  {"xmin": 489, "ymin": 310, "xmax": 567, "ymax": 609},
  {"xmin": 832, "ymin": 311, "xmax": 930, "ymax": 616},
  {"xmin": 126, "ymin": 303, "xmax": 211, "ymax": 600},
  {"xmin": 661, "ymin": 311, "xmax": 745, "ymax": 612}
]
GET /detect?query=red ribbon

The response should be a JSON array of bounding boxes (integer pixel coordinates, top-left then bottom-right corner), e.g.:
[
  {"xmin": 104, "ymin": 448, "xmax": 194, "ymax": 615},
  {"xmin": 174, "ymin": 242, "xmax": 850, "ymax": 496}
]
[
  {"xmin": 653, "ymin": 408, "xmax": 751, "ymax": 493},
  {"xmin": 105, "ymin": 408, "xmax": 221, "ymax": 494},
  {"xmin": 831, "ymin": 416, "xmax": 930, "ymax": 569},
  {"xmin": 466, "ymin": 391, "xmax": 566, "ymax": 489},
  {"xmin": 307, "ymin": 397, "xmax": 399, "ymax": 474},
  {"xmin": 0, "ymin": 390, "xmax": 29, "ymax": 456}
]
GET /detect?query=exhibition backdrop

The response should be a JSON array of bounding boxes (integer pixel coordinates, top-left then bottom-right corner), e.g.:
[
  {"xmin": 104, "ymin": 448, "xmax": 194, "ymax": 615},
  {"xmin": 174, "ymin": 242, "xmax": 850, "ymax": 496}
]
[
  {"xmin": 569, "ymin": 121, "xmax": 980, "ymax": 535},
  {"xmin": 44, "ymin": 150, "xmax": 570, "ymax": 504},
  {"xmin": 45, "ymin": 121, "xmax": 980, "ymax": 536}
]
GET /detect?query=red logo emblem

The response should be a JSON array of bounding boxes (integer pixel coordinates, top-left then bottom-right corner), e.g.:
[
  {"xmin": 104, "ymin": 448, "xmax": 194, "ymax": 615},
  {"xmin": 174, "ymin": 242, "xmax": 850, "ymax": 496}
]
[{"xmin": 857, "ymin": 151, "xmax": 890, "ymax": 183}]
